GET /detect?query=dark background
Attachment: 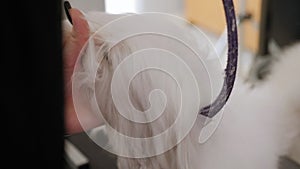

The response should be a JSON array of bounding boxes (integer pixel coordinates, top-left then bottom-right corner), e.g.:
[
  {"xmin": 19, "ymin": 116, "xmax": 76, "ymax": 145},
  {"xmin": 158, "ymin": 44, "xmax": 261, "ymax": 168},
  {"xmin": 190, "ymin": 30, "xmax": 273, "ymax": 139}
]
[
  {"xmin": 259, "ymin": 0, "xmax": 300, "ymax": 55},
  {"xmin": 1, "ymin": 0, "xmax": 64, "ymax": 168}
]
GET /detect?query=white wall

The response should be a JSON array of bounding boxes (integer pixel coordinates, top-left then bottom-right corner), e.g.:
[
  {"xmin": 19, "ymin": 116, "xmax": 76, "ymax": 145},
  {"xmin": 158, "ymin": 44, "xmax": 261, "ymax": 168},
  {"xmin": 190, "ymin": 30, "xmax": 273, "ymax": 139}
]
[
  {"xmin": 135, "ymin": 0, "xmax": 184, "ymax": 15},
  {"xmin": 105, "ymin": 0, "xmax": 184, "ymax": 15},
  {"xmin": 62, "ymin": 0, "xmax": 105, "ymax": 20},
  {"xmin": 105, "ymin": 0, "xmax": 136, "ymax": 14},
  {"xmin": 67, "ymin": 0, "xmax": 105, "ymax": 12}
]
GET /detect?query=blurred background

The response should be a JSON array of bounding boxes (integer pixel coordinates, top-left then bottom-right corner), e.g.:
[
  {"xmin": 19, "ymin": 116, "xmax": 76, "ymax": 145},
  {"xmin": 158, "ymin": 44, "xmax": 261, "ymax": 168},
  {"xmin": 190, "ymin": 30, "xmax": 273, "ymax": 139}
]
[
  {"xmin": 65, "ymin": 0, "xmax": 300, "ymax": 83},
  {"xmin": 64, "ymin": 0, "xmax": 300, "ymax": 169}
]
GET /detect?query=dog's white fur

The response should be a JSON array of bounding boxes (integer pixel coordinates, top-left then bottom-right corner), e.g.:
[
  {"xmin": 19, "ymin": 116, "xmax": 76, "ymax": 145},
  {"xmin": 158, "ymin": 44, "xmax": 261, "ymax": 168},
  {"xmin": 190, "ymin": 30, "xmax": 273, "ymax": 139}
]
[
  {"xmin": 64, "ymin": 11, "xmax": 300, "ymax": 169},
  {"xmin": 192, "ymin": 42, "xmax": 300, "ymax": 169}
]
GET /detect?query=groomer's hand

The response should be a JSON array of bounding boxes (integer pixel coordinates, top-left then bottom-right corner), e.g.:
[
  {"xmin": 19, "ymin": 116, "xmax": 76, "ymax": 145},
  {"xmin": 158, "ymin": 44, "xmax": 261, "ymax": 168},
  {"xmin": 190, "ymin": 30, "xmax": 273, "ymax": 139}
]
[{"xmin": 63, "ymin": 8, "xmax": 94, "ymax": 134}]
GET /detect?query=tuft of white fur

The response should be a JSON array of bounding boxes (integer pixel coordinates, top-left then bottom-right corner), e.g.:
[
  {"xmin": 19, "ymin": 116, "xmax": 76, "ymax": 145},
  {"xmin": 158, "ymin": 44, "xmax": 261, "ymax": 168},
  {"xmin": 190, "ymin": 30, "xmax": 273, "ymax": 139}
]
[
  {"xmin": 64, "ymin": 10, "xmax": 300, "ymax": 169},
  {"xmin": 193, "ymin": 42, "xmax": 300, "ymax": 169}
]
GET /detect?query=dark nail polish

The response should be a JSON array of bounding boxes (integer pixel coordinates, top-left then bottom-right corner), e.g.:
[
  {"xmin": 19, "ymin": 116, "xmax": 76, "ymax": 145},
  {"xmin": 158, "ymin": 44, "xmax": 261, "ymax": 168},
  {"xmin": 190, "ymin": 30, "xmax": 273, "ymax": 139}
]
[{"xmin": 64, "ymin": 1, "xmax": 73, "ymax": 25}]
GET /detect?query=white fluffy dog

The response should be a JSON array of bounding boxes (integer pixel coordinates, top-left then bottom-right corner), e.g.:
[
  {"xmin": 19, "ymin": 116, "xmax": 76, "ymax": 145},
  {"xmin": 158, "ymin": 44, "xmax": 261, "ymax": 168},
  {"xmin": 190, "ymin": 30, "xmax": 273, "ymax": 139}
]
[
  {"xmin": 64, "ymin": 10, "xmax": 300, "ymax": 169},
  {"xmin": 192, "ymin": 42, "xmax": 300, "ymax": 169}
]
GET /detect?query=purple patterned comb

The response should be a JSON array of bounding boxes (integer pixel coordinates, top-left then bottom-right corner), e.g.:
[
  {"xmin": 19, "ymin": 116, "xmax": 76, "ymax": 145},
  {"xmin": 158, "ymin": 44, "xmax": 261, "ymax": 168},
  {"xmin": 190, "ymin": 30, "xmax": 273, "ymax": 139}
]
[{"xmin": 199, "ymin": 0, "xmax": 238, "ymax": 118}]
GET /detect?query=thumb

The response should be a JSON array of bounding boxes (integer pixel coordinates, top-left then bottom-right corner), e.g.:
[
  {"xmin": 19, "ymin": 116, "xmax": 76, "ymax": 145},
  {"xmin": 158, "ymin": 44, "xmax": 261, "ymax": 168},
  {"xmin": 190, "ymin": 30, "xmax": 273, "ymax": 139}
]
[
  {"xmin": 63, "ymin": 8, "xmax": 90, "ymax": 85},
  {"xmin": 69, "ymin": 8, "xmax": 90, "ymax": 46}
]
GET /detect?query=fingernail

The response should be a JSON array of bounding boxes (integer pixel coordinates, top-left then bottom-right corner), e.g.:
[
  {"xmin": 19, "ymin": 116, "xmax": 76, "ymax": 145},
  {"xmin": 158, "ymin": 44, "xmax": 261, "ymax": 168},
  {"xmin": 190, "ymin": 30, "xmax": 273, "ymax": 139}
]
[{"xmin": 64, "ymin": 1, "xmax": 73, "ymax": 25}]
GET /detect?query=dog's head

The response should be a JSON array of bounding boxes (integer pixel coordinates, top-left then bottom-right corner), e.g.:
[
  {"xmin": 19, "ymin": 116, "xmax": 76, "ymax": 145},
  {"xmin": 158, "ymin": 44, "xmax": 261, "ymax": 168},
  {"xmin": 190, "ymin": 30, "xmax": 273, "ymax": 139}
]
[
  {"xmin": 63, "ymin": 8, "xmax": 229, "ymax": 167},
  {"xmin": 62, "ymin": 8, "xmax": 232, "ymax": 169},
  {"xmin": 64, "ymin": 8, "xmax": 225, "ymax": 139}
]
